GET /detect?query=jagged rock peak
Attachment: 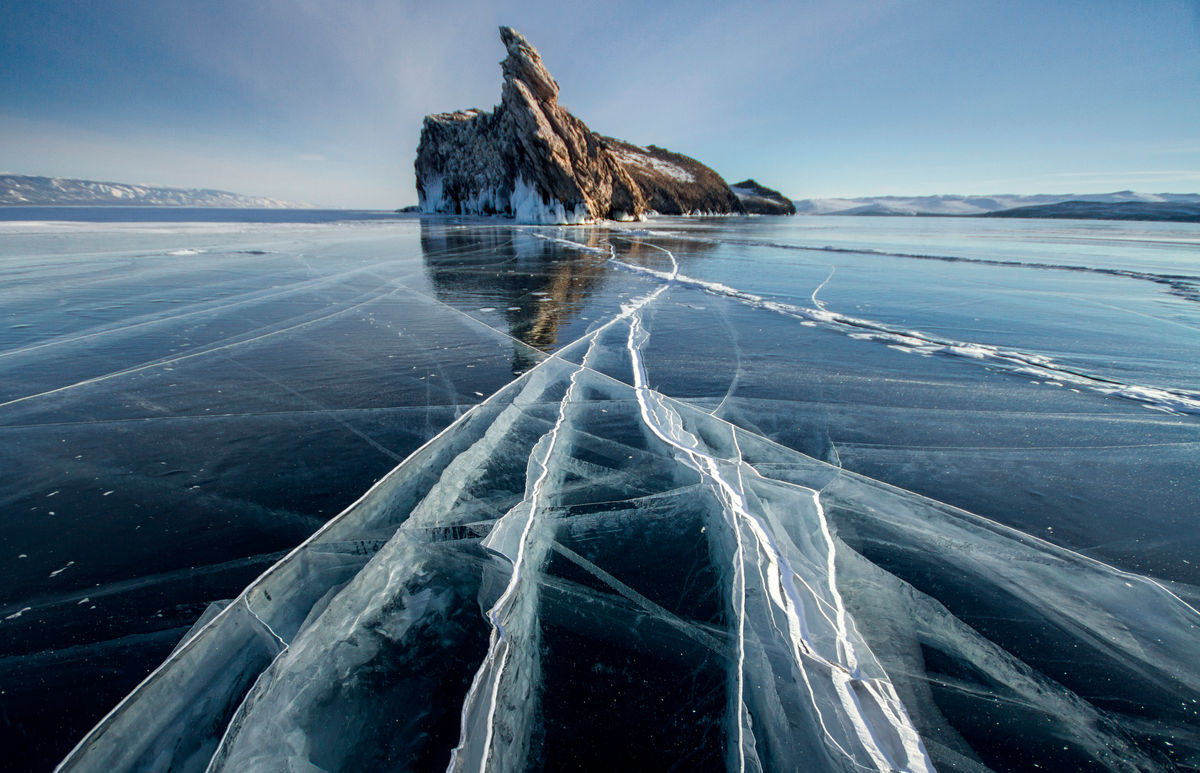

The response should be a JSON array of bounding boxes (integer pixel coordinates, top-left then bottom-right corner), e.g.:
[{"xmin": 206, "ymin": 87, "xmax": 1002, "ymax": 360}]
[
  {"xmin": 415, "ymin": 27, "xmax": 644, "ymax": 223},
  {"xmin": 499, "ymin": 27, "xmax": 559, "ymax": 104}
]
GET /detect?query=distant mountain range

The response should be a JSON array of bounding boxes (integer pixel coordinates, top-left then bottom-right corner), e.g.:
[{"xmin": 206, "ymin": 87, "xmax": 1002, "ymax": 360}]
[
  {"xmin": 0, "ymin": 174, "xmax": 303, "ymax": 208},
  {"xmin": 5, "ymin": 173, "xmax": 1197, "ymax": 223},
  {"xmin": 982, "ymin": 200, "xmax": 1200, "ymax": 223},
  {"xmin": 794, "ymin": 191, "xmax": 1200, "ymax": 221}
]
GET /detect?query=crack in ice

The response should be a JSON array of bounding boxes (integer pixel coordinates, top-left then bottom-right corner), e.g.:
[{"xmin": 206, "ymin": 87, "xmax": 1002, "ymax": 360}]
[
  {"xmin": 618, "ymin": 242, "xmax": 932, "ymax": 771},
  {"xmin": 603, "ymin": 243, "xmax": 1200, "ymax": 417}
]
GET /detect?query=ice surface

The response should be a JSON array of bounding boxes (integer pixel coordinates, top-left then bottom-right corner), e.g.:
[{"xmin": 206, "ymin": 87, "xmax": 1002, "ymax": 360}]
[
  {"xmin": 58, "ymin": 352, "xmax": 941, "ymax": 771},
  {"xmin": 2, "ymin": 213, "xmax": 1198, "ymax": 771}
]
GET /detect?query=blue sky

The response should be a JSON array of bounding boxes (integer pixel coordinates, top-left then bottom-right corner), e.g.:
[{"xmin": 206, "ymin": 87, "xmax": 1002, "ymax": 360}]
[{"xmin": 1, "ymin": 0, "xmax": 1198, "ymax": 208}]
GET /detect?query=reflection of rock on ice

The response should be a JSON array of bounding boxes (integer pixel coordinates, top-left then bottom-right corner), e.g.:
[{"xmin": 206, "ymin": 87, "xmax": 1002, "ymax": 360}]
[
  {"xmin": 421, "ymin": 222, "xmax": 718, "ymax": 377},
  {"xmin": 58, "ymin": 293, "xmax": 1200, "ymax": 772},
  {"xmin": 422, "ymin": 223, "xmax": 610, "ymax": 374}
]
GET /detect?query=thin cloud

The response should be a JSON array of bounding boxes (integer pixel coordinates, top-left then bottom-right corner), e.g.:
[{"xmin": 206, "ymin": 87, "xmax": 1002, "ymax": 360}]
[{"xmin": 1045, "ymin": 170, "xmax": 1200, "ymax": 179}]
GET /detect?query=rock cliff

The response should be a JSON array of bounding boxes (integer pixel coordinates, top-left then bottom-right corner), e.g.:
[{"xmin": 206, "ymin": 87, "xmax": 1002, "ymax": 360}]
[{"xmin": 415, "ymin": 27, "xmax": 779, "ymax": 223}]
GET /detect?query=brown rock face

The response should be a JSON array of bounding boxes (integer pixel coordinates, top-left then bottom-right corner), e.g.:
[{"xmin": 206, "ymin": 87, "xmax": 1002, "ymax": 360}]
[
  {"xmin": 415, "ymin": 27, "xmax": 754, "ymax": 223},
  {"xmin": 416, "ymin": 27, "xmax": 644, "ymax": 223},
  {"xmin": 604, "ymin": 137, "xmax": 744, "ymax": 215}
]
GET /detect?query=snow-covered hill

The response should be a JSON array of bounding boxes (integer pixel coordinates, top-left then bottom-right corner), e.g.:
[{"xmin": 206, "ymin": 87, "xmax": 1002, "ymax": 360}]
[
  {"xmin": 0, "ymin": 175, "xmax": 303, "ymax": 208},
  {"xmin": 794, "ymin": 191, "xmax": 1200, "ymax": 216},
  {"xmin": 985, "ymin": 200, "xmax": 1200, "ymax": 223}
]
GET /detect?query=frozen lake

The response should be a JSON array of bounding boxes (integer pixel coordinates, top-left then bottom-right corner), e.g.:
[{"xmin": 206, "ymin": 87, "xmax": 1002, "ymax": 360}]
[{"xmin": 2, "ymin": 211, "xmax": 1198, "ymax": 771}]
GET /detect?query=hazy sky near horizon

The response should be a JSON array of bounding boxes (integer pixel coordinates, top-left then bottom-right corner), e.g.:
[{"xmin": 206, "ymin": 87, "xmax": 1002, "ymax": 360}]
[{"xmin": 2, "ymin": 0, "xmax": 1198, "ymax": 208}]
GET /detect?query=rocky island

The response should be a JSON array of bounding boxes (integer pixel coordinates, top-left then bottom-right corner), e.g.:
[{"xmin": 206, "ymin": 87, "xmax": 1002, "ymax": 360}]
[
  {"xmin": 730, "ymin": 179, "xmax": 798, "ymax": 215},
  {"xmin": 415, "ymin": 27, "xmax": 792, "ymax": 223}
]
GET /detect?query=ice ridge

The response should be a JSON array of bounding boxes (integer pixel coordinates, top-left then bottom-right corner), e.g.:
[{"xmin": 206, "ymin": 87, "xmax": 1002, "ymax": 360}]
[
  {"xmin": 599, "ymin": 247, "xmax": 1200, "ymax": 417},
  {"xmin": 652, "ymin": 231, "xmax": 1200, "ymax": 305}
]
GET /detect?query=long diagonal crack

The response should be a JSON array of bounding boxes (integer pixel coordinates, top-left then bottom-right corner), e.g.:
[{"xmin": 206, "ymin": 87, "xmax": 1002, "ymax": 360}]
[{"xmin": 619, "ymin": 241, "xmax": 932, "ymax": 772}]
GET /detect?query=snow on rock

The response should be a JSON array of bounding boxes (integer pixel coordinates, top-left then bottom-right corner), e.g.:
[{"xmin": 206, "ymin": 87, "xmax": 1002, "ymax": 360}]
[
  {"xmin": 611, "ymin": 148, "xmax": 695, "ymax": 184},
  {"xmin": 603, "ymin": 137, "xmax": 745, "ymax": 216}
]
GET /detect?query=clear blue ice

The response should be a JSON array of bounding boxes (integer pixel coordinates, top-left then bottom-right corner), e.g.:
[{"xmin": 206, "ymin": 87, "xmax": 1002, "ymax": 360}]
[{"xmin": 0, "ymin": 214, "xmax": 1197, "ymax": 771}]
